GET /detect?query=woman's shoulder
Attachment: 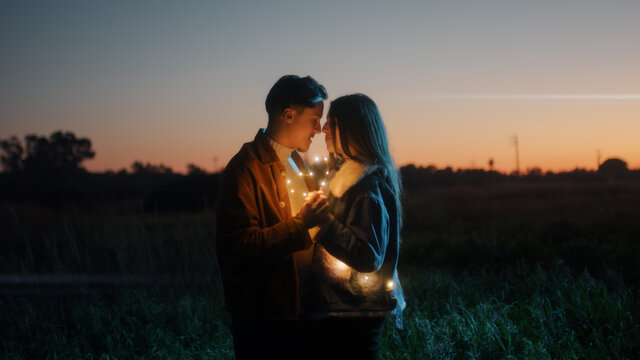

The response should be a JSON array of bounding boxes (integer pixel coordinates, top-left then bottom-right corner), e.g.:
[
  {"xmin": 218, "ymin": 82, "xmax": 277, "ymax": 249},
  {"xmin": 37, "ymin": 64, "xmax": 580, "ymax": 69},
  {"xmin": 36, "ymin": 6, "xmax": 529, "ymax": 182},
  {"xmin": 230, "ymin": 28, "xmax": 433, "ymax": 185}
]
[{"xmin": 343, "ymin": 166, "xmax": 392, "ymax": 201}]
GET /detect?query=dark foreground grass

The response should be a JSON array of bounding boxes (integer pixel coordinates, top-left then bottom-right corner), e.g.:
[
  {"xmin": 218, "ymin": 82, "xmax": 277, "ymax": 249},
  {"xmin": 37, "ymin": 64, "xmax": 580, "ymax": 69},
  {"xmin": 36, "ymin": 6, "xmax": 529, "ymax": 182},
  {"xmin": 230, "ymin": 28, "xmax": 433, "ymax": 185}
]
[
  {"xmin": 384, "ymin": 263, "xmax": 639, "ymax": 359},
  {"xmin": 2, "ymin": 181, "xmax": 640, "ymax": 358},
  {"xmin": 1, "ymin": 288, "xmax": 234, "ymax": 359},
  {"xmin": 2, "ymin": 263, "xmax": 638, "ymax": 359}
]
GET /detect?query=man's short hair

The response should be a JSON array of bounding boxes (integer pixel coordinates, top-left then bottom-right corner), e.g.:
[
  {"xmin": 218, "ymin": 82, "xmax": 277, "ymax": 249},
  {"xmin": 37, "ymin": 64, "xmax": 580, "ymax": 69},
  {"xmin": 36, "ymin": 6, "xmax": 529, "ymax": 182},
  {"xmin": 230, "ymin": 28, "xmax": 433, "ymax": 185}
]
[{"xmin": 265, "ymin": 75, "xmax": 328, "ymax": 119}]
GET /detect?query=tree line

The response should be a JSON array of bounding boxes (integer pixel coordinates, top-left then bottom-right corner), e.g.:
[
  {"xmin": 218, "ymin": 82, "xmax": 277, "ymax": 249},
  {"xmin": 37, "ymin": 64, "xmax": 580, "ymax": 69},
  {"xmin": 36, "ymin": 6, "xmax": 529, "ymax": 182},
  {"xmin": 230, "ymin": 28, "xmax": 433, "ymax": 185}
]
[
  {"xmin": 0, "ymin": 131, "xmax": 218, "ymax": 211},
  {"xmin": 1, "ymin": 131, "xmax": 638, "ymax": 210}
]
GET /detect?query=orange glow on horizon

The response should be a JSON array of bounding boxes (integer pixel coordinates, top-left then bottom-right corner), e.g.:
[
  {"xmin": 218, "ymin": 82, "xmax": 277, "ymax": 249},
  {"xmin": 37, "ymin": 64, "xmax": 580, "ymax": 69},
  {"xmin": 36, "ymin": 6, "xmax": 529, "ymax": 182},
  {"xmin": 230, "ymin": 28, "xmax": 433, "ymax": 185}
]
[
  {"xmin": 72, "ymin": 95, "xmax": 640, "ymax": 175},
  {"xmin": 82, "ymin": 147, "xmax": 640, "ymax": 175}
]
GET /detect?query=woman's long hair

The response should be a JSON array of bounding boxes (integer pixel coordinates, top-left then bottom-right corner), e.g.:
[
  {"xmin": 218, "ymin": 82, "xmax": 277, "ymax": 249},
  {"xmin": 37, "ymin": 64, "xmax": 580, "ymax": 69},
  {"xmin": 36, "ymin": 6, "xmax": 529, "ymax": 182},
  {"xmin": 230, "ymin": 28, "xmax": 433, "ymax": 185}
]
[{"xmin": 327, "ymin": 94, "xmax": 403, "ymax": 227}]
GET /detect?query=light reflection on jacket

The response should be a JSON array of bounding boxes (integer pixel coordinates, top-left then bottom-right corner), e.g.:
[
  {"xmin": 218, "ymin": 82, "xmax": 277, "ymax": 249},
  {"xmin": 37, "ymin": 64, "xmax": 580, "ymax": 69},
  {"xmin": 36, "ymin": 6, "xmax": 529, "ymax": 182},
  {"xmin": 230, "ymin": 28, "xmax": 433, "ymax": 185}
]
[{"xmin": 302, "ymin": 164, "xmax": 406, "ymax": 329}]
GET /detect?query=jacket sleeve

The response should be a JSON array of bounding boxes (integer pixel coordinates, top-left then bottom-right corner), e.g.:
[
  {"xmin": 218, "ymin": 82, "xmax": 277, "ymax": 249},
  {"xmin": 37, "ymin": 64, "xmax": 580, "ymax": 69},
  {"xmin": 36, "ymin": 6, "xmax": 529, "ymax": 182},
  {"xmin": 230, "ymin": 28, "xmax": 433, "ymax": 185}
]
[
  {"xmin": 216, "ymin": 167, "xmax": 311, "ymax": 264},
  {"xmin": 316, "ymin": 194, "xmax": 389, "ymax": 273}
]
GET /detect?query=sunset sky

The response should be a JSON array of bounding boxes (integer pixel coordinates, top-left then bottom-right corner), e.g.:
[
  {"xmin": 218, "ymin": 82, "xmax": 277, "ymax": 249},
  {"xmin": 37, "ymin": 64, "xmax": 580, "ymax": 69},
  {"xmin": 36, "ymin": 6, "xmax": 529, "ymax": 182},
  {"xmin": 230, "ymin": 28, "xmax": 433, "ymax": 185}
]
[{"xmin": 2, "ymin": 0, "xmax": 639, "ymax": 173}]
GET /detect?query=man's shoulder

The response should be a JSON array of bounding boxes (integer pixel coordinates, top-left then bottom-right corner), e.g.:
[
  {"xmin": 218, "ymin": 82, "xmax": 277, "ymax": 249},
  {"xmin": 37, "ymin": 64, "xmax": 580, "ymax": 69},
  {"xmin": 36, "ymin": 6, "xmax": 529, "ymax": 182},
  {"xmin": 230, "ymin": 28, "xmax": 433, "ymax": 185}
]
[
  {"xmin": 223, "ymin": 140, "xmax": 261, "ymax": 177},
  {"xmin": 229, "ymin": 141, "xmax": 256, "ymax": 163}
]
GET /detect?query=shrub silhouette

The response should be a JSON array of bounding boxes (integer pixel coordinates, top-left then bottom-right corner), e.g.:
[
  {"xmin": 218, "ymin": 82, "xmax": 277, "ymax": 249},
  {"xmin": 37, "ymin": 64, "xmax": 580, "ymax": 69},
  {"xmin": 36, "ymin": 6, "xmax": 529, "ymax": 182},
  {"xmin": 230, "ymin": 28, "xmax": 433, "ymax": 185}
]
[{"xmin": 598, "ymin": 158, "xmax": 629, "ymax": 180}]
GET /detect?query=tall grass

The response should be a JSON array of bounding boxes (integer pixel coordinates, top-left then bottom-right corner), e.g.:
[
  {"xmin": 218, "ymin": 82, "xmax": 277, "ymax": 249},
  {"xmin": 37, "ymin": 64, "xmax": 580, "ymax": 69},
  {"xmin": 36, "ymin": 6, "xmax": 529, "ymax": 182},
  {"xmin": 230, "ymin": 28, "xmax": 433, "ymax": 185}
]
[
  {"xmin": 1, "ymin": 201, "xmax": 219, "ymax": 280},
  {"xmin": 400, "ymin": 182, "xmax": 640, "ymax": 285},
  {"xmin": 379, "ymin": 263, "xmax": 639, "ymax": 359},
  {"xmin": 1, "ymin": 290, "xmax": 234, "ymax": 359},
  {"xmin": 1, "ymin": 181, "xmax": 639, "ymax": 358},
  {"xmin": 1, "ymin": 262, "xmax": 637, "ymax": 359}
]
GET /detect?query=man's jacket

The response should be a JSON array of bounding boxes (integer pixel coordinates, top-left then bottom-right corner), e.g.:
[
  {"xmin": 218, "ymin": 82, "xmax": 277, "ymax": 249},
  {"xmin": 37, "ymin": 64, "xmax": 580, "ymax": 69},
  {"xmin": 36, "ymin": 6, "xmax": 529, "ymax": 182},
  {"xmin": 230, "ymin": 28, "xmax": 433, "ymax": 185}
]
[{"xmin": 216, "ymin": 129, "xmax": 314, "ymax": 321}]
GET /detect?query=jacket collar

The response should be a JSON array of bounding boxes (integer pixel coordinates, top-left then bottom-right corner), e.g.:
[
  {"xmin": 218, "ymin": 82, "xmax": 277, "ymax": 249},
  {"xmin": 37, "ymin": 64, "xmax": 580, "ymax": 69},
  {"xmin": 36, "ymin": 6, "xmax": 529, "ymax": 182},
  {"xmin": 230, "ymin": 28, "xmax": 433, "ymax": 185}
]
[
  {"xmin": 329, "ymin": 159, "xmax": 377, "ymax": 198},
  {"xmin": 254, "ymin": 129, "xmax": 318, "ymax": 192},
  {"xmin": 254, "ymin": 129, "xmax": 280, "ymax": 165}
]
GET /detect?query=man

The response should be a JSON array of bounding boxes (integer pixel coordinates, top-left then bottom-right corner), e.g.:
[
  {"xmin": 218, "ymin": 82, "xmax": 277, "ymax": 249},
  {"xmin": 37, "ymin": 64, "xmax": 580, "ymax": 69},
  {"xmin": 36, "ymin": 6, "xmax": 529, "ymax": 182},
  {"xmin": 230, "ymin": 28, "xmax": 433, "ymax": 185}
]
[{"xmin": 216, "ymin": 75, "xmax": 329, "ymax": 359}]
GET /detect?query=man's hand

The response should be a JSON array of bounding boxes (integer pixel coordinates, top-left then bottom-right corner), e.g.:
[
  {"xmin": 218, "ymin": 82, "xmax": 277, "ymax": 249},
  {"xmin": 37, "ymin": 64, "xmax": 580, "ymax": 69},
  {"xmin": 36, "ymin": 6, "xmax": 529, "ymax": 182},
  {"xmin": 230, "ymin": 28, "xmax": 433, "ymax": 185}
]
[{"xmin": 294, "ymin": 190, "xmax": 330, "ymax": 229}]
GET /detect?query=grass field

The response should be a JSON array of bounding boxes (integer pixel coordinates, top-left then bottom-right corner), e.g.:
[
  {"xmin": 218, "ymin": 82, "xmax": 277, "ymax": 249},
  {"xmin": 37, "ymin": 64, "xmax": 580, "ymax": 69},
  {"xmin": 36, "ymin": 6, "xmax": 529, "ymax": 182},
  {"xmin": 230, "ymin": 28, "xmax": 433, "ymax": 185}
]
[{"xmin": 2, "ymin": 181, "xmax": 639, "ymax": 359}]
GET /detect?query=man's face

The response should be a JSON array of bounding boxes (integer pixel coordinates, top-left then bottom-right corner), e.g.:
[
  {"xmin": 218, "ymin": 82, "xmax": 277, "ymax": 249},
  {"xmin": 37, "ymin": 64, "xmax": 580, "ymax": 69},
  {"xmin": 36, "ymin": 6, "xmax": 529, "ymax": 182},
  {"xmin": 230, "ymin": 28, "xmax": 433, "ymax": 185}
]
[{"xmin": 287, "ymin": 102, "xmax": 323, "ymax": 152}]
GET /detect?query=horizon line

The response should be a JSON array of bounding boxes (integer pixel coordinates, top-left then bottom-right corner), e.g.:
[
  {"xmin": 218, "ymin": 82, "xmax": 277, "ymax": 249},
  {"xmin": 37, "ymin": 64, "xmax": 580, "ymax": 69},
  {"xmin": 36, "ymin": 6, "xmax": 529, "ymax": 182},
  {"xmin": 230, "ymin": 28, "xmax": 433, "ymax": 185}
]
[{"xmin": 407, "ymin": 94, "xmax": 640, "ymax": 101}]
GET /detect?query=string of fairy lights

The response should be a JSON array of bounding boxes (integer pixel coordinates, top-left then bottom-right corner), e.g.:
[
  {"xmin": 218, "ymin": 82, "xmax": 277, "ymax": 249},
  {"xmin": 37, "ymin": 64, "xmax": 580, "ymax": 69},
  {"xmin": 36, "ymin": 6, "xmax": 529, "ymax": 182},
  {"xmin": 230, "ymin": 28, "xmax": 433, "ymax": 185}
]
[
  {"xmin": 286, "ymin": 155, "xmax": 331, "ymax": 198},
  {"xmin": 284, "ymin": 153, "xmax": 395, "ymax": 291}
]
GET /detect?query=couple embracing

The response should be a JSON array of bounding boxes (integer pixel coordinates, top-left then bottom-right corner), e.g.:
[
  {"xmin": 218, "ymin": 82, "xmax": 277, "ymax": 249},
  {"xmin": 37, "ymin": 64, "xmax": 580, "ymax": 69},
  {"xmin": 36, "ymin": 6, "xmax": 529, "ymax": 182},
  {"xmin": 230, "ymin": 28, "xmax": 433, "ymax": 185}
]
[{"xmin": 216, "ymin": 75, "xmax": 405, "ymax": 359}]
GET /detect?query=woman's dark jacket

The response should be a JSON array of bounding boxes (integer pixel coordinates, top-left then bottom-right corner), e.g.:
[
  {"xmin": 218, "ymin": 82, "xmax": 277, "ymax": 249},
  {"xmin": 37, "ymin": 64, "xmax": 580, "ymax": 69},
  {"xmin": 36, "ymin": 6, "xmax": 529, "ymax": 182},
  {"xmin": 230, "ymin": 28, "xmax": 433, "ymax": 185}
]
[{"xmin": 303, "ymin": 166, "xmax": 405, "ymax": 328}]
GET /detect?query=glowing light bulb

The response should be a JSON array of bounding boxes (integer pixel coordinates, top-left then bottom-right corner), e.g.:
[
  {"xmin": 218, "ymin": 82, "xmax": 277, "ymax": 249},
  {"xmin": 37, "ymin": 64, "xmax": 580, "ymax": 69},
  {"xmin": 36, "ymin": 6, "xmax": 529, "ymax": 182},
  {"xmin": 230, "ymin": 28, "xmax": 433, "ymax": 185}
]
[
  {"xmin": 364, "ymin": 276, "xmax": 369, "ymax": 280},
  {"xmin": 286, "ymin": 179, "xmax": 291, "ymax": 184},
  {"xmin": 290, "ymin": 189, "xmax": 294, "ymax": 193},
  {"xmin": 324, "ymin": 157, "xmax": 328, "ymax": 161},
  {"xmin": 298, "ymin": 172, "xmax": 303, "ymax": 176},
  {"xmin": 387, "ymin": 280, "xmax": 394, "ymax": 290},
  {"xmin": 309, "ymin": 172, "xmax": 313, "ymax": 176},
  {"xmin": 315, "ymin": 156, "xmax": 320, "ymax": 162},
  {"xmin": 303, "ymin": 193, "xmax": 307, "ymax": 197},
  {"xmin": 321, "ymin": 181, "xmax": 325, "ymax": 186}
]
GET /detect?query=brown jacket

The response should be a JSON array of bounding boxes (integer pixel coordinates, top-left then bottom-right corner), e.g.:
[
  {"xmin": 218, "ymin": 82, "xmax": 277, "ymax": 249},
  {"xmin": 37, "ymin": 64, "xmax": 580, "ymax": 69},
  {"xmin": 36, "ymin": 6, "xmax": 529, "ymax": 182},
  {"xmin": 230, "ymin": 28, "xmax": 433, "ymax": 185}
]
[{"xmin": 216, "ymin": 129, "xmax": 316, "ymax": 321}]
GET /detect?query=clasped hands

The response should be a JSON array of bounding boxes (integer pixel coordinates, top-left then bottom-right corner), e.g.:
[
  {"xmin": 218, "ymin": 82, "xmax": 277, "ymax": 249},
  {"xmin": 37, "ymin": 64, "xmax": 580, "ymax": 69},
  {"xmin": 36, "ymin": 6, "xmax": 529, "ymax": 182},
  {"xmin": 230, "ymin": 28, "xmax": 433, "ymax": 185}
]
[{"xmin": 295, "ymin": 190, "xmax": 332, "ymax": 229}]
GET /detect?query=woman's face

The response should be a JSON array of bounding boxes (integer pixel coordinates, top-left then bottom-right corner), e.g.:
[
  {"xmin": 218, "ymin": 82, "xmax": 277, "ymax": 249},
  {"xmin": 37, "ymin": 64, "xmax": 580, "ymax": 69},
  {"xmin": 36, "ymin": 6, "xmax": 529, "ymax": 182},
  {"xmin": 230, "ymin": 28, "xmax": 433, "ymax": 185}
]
[{"xmin": 322, "ymin": 117, "xmax": 342, "ymax": 155}]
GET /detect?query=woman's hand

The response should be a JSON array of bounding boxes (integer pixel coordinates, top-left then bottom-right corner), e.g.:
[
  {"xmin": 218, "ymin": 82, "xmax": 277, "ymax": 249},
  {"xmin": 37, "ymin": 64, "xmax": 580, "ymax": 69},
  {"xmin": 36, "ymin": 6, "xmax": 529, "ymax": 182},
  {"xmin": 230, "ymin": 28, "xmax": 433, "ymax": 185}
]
[{"xmin": 295, "ymin": 190, "xmax": 330, "ymax": 229}]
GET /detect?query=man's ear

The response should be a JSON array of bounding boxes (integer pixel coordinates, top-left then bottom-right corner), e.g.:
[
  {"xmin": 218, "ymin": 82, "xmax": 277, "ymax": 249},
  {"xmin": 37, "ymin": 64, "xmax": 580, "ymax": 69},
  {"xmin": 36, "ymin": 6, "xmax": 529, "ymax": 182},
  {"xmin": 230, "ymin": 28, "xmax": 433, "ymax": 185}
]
[{"xmin": 283, "ymin": 107, "xmax": 296, "ymax": 124}]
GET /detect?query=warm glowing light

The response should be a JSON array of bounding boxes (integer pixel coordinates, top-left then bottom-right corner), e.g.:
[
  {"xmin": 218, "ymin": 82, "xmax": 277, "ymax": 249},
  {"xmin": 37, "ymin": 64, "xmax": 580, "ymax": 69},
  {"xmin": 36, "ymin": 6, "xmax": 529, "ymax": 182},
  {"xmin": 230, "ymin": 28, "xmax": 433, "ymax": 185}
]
[
  {"xmin": 290, "ymin": 189, "xmax": 294, "ymax": 193},
  {"xmin": 321, "ymin": 249, "xmax": 351, "ymax": 281},
  {"xmin": 364, "ymin": 276, "xmax": 369, "ymax": 280},
  {"xmin": 293, "ymin": 153, "xmax": 333, "ymax": 200},
  {"xmin": 335, "ymin": 261, "xmax": 348, "ymax": 270},
  {"xmin": 387, "ymin": 280, "xmax": 394, "ymax": 290},
  {"xmin": 286, "ymin": 179, "xmax": 291, "ymax": 184}
]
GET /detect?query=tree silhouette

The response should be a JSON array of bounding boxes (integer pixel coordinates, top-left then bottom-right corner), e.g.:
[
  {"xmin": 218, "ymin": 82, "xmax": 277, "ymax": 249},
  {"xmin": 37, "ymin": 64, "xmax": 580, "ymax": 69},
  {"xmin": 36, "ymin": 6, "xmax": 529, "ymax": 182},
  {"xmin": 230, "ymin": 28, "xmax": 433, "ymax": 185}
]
[
  {"xmin": 131, "ymin": 161, "xmax": 173, "ymax": 175},
  {"xmin": 187, "ymin": 163, "xmax": 207, "ymax": 176},
  {"xmin": 0, "ymin": 136, "xmax": 23, "ymax": 173},
  {"xmin": 0, "ymin": 131, "xmax": 94, "ymax": 174}
]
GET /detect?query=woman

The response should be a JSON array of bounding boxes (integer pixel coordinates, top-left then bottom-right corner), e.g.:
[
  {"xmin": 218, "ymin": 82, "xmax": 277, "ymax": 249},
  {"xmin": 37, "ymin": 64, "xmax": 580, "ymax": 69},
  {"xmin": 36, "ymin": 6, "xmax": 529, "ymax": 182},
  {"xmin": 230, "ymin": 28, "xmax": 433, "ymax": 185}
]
[{"xmin": 302, "ymin": 94, "xmax": 405, "ymax": 360}]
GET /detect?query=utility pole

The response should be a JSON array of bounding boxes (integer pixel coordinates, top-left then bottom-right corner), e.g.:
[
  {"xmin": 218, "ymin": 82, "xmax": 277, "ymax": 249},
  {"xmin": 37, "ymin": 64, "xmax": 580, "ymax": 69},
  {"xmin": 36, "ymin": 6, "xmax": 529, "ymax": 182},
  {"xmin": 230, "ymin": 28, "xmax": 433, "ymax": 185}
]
[{"xmin": 511, "ymin": 135, "xmax": 520, "ymax": 176}]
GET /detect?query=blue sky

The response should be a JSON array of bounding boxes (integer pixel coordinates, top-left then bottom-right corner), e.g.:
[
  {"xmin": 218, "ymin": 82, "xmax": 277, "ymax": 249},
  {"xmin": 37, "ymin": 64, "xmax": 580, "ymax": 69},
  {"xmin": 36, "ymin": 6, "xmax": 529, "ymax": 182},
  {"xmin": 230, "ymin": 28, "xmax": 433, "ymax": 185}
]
[{"xmin": 2, "ymin": 0, "xmax": 639, "ymax": 172}]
